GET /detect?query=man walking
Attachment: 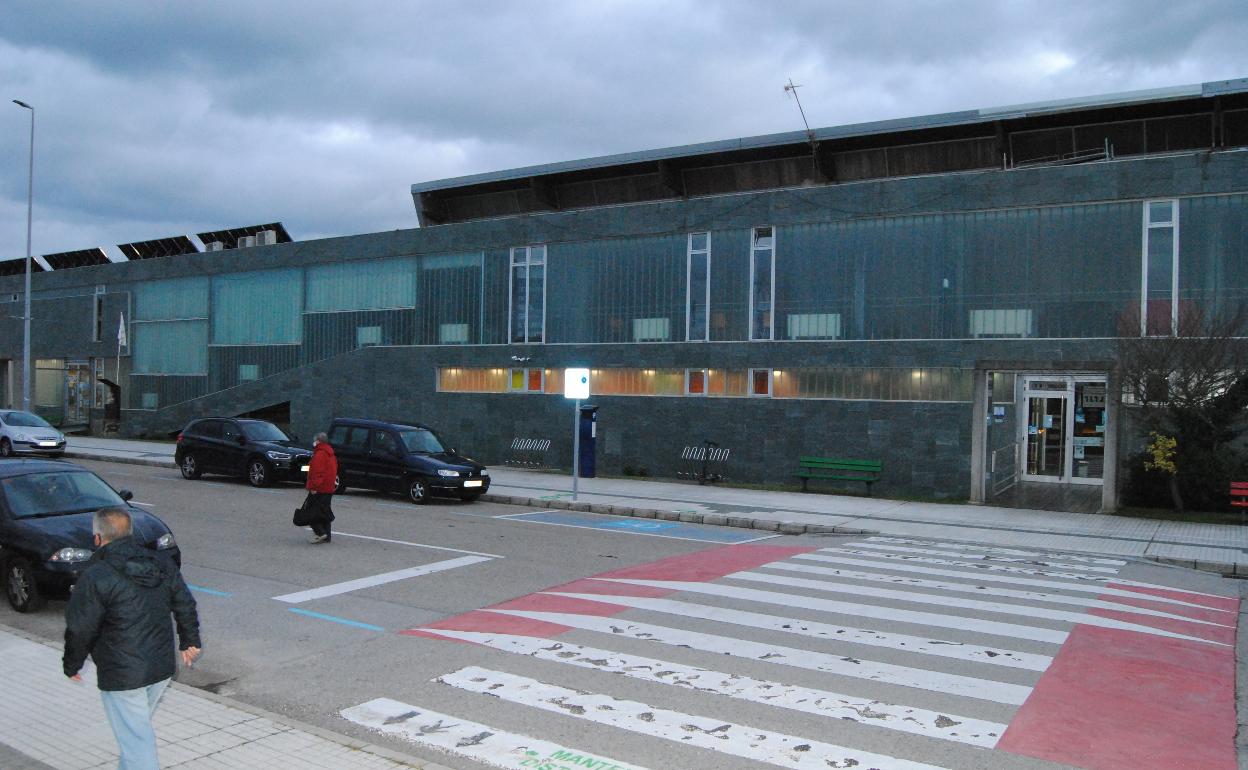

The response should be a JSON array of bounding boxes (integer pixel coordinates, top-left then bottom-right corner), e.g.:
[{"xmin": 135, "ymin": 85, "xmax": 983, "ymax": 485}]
[
  {"xmin": 64, "ymin": 507, "xmax": 201, "ymax": 770},
  {"xmin": 306, "ymin": 431, "xmax": 338, "ymax": 543}
]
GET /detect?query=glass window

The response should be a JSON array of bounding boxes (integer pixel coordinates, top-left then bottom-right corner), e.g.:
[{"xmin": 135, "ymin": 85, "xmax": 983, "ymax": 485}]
[
  {"xmin": 373, "ymin": 430, "xmax": 399, "ymax": 455},
  {"xmin": 750, "ymin": 227, "xmax": 775, "ymax": 340},
  {"xmin": 750, "ymin": 368, "xmax": 772, "ymax": 396},
  {"xmin": 686, "ymin": 369, "xmax": 707, "ymax": 395},
  {"xmin": 1142, "ymin": 199, "xmax": 1178, "ymax": 336},
  {"xmin": 239, "ymin": 364, "xmax": 259, "ymax": 381},
  {"xmin": 327, "ymin": 425, "xmax": 349, "ymax": 446},
  {"xmin": 141, "ymin": 393, "xmax": 158, "ymax": 409},
  {"xmin": 357, "ymin": 325, "xmax": 382, "ymax": 347},
  {"xmin": 222, "ymin": 422, "xmax": 241, "ymax": 442},
  {"xmin": 398, "ymin": 428, "xmax": 446, "ymax": 454},
  {"xmin": 510, "ymin": 245, "xmax": 546, "ymax": 343},
  {"xmin": 0, "ymin": 470, "xmax": 124, "ymax": 518},
  {"xmin": 687, "ymin": 232, "xmax": 710, "ymax": 341},
  {"xmin": 346, "ymin": 427, "xmax": 370, "ymax": 451},
  {"xmin": 242, "ymin": 422, "xmax": 289, "ymax": 442}
]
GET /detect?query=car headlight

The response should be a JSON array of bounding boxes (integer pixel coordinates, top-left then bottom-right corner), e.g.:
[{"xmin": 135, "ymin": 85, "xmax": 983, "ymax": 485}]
[
  {"xmin": 480, "ymin": 469, "xmax": 489, "ymax": 476},
  {"xmin": 266, "ymin": 450, "xmax": 292, "ymax": 461},
  {"xmin": 50, "ymin": 547, "xmax": 93, "ymax": 563},
  {"xmin": 15, "ymin": 432, "xmax": 30, "ymax": 442},
  {"xmin": 437, "ymin": 469, "xmax": 460, "ymax": 477},
  {"xmin": 156, "ymin": 533, "xmax": 177, "ymax": 550}
]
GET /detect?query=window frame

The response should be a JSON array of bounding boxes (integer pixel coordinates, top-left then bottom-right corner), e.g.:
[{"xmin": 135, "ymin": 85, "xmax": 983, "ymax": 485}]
[
  {"xmin": 508, "ymin": 244, "xmax": 547, "ymax": 344},
  {"xmin": 749, "ymin": 227, "xmax": 776, "ymax": 341},
  {"xmin": 1140, "ymin": 199, "xmax": 1180, "ymax": 336},
  {"xmin": 685, "ymin": 368, "xmax": 708, "ymax": 396},
  {"xmin": 749, "ymin": 368, "xmax": 773, "ymax": 397},
  {"xmin": 686, "ymin": 232, "xmax": 711, "ymax": 342}
]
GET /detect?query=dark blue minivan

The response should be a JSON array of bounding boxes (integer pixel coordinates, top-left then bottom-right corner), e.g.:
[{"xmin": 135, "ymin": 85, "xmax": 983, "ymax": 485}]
[{"xmin": 326, "ymin": 418, "xmax": 489, "ymax": 504}]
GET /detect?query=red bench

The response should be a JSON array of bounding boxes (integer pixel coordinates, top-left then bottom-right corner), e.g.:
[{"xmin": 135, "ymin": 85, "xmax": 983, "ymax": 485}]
[{"xmin": 1233, "ymin": 482, "xmax": 1248, "ymax": 509}]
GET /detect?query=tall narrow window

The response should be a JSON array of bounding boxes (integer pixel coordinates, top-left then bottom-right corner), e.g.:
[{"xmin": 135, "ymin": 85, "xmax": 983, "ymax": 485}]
[
  {"xmin": 750, "ymin": 227, "xmax": 775, "ymax": 340},
  {"xmin": 510, "ymin": 245, "xmax": 546, "ymax": 343},
  {"xmin": 687, "ymin": 232, "xmax": 710, "ymax": 341},
  {"xmin": 1142, "ymin": 200, "xmax": 1178, "ymax": 336}
]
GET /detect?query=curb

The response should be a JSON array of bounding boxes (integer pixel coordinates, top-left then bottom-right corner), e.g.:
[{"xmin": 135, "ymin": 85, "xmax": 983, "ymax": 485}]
[
  {"xmin": 66, "ymin": 450, "xmax": 1244, "ymax": 579},
  {"xmin": 0, "ymin": 622, "xmax": 451, "ymax": 770}
]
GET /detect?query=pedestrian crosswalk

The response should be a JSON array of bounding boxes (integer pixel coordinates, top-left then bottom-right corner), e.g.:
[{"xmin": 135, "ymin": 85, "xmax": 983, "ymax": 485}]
[{"xmin": 342, "ymin": 536, "xmax": 1238, "ymax": 770}]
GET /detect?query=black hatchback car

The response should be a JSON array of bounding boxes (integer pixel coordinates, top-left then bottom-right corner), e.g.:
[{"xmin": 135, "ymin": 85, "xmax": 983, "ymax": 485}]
[
  {"xmin": 0, "ymin": 460, "xmax": 180, "ymax": 612},
  {"xmin": 327, "ymin": 417, "xmax": 489, "ymax": 504},
  {"xmin": 176, "ymin": 418, "xmax": 314, "ymax": 487}
]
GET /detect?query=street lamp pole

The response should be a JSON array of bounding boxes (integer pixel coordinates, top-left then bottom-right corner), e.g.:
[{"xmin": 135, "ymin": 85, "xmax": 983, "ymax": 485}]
[{"xmin": 13, "ymin": 99, "xmax": 33, "ymax": 412}]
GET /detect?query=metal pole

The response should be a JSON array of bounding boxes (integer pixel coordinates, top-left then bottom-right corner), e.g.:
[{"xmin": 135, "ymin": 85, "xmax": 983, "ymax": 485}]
[
  {"xmin": 571, "ymin": 398, "xmax": 581, "ymax": 501},
  {"xmin": 13, "ymin": 100, "xmax": 34, "ymax": 413}
]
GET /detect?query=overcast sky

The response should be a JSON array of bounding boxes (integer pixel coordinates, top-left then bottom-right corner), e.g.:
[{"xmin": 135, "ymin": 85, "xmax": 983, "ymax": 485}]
[{"xmin": 1, "ymin": 0, "xmax": 1244, "ymax": 263}]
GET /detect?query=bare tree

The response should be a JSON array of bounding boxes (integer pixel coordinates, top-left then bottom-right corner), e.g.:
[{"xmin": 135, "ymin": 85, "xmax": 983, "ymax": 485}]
[{"xmin": 1116, "ymin": 305, "xmax": 1248, "ymax": 512}]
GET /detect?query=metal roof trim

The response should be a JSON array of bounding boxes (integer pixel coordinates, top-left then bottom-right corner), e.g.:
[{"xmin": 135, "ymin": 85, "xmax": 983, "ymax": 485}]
[{"xmin": 411, "ymin": 78, "xmax": 1246, "ymax": 196}]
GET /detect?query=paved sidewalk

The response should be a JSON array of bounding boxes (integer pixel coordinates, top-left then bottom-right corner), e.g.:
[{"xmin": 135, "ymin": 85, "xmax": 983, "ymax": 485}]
[
  {"xmin": 63, "ymin": 436, "xmax": 1248, "ymax": 575},
  {"xmin": 0, "ymin": 624, "xmax": 444, "ymax": 770}
]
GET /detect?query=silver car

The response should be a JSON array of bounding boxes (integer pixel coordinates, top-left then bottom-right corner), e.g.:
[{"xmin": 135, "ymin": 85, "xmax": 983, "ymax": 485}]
[{"xmin": 0, "ymin": 410, "xmax": 66, "ymax": 458}]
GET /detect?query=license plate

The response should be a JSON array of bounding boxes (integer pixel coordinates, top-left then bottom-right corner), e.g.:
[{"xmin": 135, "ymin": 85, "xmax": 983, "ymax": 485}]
[
  {"xmin": 300, "ymin": 465, "xmax": 310, "ymax": 472},
  {"xmin": 464, "ymin": 479, "xmax": 483, "ymax": 488},
  {"xmin": 38, "ymin": 441, "xmax": 58, "ymax": 447}
]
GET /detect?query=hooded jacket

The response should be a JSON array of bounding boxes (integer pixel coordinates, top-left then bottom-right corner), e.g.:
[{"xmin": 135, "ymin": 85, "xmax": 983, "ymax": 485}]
[
  {"xmin": 63, "ymin": 536, "xmax": 200, "ymax": 691},
  {"xmin": 306, "ymin": 441, "xmax": 338, "ymax": 494}
]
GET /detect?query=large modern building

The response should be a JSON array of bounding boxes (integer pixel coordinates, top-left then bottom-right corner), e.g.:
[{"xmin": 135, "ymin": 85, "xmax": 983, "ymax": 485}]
[{"xmin": 3, "ymin": 78, "xmax": 1247, "ymax": 511}]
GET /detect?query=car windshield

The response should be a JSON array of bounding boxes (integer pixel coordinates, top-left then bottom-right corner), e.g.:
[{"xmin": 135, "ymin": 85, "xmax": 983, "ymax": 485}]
[
  {"xmin": 242, "ymin": 422, "xmax": 291, "ymax": 442},
  {"xmin": 398, "ymin": 428, "xmax": 446, "ymax": 454},
  {"xmin": 0, "ymin": 471, "xmax": 124, "ymax": 518},
  {"xmin": 2, "ymin": 411, "xmax": 54, "ymax": 429}
]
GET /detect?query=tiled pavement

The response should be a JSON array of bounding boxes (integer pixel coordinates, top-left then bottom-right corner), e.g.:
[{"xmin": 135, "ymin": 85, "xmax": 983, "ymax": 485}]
[{"xmin": 0, "ymin": 625, "xmax": 445, "ymax": 770}]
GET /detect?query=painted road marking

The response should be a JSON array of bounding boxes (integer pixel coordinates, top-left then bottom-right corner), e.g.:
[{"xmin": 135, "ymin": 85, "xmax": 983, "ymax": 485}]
[
  {"xmin": 593, "ymin": 578, "xmax": 1069, "ymax": 643},
  {"xmin": 287, "ymin": 608, "xmax": 384, "ymax": 632},
  {"xmin": 438, "ymin": 666, "xmax": 954, "ymax": 770},
  {"xmin": 538, "ymin": 589, "xmax": 1050, "ymax": 670},
  {"xmin": 129, "ymin": 501, "xmax": 155, "ymax": 507},
  {"xmin": 272, "ymin": 555, "xmax": 493, "ymax": 603},
  {"xmin": 810, "ymin": 547, "xmax": 1114, "ymax": 582},
  {"xmin": 858, "ymin": 538, "xmax": 1127, "ymax": 568},
  {"xmin": 334, "ymin": 530, "xmax": 503, "ymax": 558},
  {"xmin": 500, "ymin": 509, "xmax": 778, "ymax": 543},
  {"xmin": 186, "ymin": 584, "xmax": 232, "ymax": 597},
  {"xmin": 760, "ymin": 560, "xmax": 1235, "ymax": 623},
  {"xmin": 420, "ymin": 630, "xmax": 1007, "ymax": 747},
  {"xmin": 342, "ymin": 698, "xmax": 652, "ymax": 770},
  {"xmin": 726, "ymin": 571, "xmax": 1232, "ymax": 644},
  {"xmin": 479, "ymin": 607, "xmax": 1032, "ymax": 704}
]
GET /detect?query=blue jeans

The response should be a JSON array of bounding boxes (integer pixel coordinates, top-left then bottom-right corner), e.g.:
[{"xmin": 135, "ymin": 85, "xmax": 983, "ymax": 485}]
[{"xmin": 99, "ymin": 678, "xmax": 170, "ymax": 770}]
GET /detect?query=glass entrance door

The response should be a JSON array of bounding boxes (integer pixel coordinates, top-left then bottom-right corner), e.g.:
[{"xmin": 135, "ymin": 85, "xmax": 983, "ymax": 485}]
[{"xmin": 1019, "ymin": 375, "xmax": 1106, "ymax": 485}]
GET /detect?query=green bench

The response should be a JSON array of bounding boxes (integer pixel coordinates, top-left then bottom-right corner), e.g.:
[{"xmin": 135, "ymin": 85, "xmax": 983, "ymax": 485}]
[{"xmin": 794, "ymin": 456, "xmax": 882, "ymax": 495}]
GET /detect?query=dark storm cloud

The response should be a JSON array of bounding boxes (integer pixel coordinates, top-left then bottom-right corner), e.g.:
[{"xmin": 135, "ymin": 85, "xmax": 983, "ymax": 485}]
[{"xmin": 1, "ymin": 0, "xmax": 1244, "ymax": 260}]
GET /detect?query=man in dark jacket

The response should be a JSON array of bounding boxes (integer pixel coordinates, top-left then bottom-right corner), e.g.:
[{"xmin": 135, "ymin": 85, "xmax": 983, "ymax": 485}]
[{"xmin": 64, "ymin": 507, "xmax": 201, "ymax": 770}]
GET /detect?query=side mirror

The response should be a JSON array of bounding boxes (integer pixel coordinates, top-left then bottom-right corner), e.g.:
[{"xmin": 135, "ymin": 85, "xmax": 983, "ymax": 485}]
[
  {"xmin": 119, "ymin": 490, "xmax": 134, "ymax": 502},
  {"xmin": 448, "ymin": 448, "xmax": 457, "ymax": 455},
  {"xmin": 237, "ymin": 434, "xmax": 247, "ymax": 445}
]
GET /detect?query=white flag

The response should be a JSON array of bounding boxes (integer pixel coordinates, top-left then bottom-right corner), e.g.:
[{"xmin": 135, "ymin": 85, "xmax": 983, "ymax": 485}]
[{"xmin": 117, "ymin": 312, "xmax": 127, "ymax": 348}]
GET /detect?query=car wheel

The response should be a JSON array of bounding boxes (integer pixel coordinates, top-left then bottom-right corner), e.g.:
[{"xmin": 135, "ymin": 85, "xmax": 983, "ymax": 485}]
[
  {"xmin": 333, "ymin": 475, "xmax": 346, "ymax": 495},
  {"xmin": 247, "ymin": 458, "xmax": 271, "ymax": 488},
  {"xmin": 180, "ymin": 453, "xmax": 202, "ymax": 480},
  {"xmin": 6, "ymin": 557, "xmax": 46, "ymax": 613},
  {"xmin": 408, "ymin": 479, "xmax": 429, "ymax": 505},
  {"xmin": 0, "ymin": 438, "xmax": 12, "ymax": 457}
]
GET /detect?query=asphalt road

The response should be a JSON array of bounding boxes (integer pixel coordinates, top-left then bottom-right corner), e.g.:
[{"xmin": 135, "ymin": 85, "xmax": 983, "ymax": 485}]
[{"xmin": 2, "ymin": 459, "xmax": 1242, "ymax": 770}]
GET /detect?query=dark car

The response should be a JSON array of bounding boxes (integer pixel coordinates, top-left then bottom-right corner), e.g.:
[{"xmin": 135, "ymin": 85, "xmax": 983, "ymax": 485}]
[
  {"xmin": 0, "ymin": 459, "xmax": 180, "ymax": 612},
  {"xmin": 175, "ymin": 418, "xmax": 313, "ymax": 488},
  {"xmin": 327, "ymin": 417, "xmax": 489, "ymax": 504}
]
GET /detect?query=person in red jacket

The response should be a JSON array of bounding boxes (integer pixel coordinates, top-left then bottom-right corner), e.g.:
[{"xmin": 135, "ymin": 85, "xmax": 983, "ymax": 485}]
[{"xmin": 305, "ymin": 432, "xmax": 338, "ymax": 544}]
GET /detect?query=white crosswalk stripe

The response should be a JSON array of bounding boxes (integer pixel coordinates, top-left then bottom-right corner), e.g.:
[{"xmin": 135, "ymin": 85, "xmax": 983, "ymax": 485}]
[
  {"xmin": 538, "ymin": 590, "xmax": 1052, "ymax": 670},
  {"xmin": 358, "ymin": 538, "xmax": 1233, "ymax": 770},
  {"xmin": 439, "ymin": 666, "xmax": 956, "ymax": 770},
  {"xmin": 856, "ymin": 538, "xmax": 1127, "ymax": 568},
  {"xmin": 480, "ymin": 607, "xmax": 1034, "ymax": 704},
  {"xmin": 720, "ymin": 572, "xmax": 1229, "ymax": 643},
  {"xmin": 758, "ymin": 560, "xmax": 1233, "ymax": 623},
  {"xmin": 418, "ymin": 630, "xmax": 1007, "ymax": 746}
]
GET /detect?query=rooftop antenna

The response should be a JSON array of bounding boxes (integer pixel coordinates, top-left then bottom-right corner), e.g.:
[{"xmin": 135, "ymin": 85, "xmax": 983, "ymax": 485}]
[{"xmin": 784, "ymin": 77, "xmax": 816, "ymax": 149}]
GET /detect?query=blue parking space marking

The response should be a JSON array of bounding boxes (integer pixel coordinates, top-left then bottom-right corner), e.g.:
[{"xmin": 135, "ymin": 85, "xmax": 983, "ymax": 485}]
[
  {"xmin": 187, "ymin": 584, "xmax": 232, "ymax": 597},
  {"xmin": 287, "ymin": 608, "xmax": 384, "ymax": 632},
  {"xmin": 505, "ymin": 510, "xmax": 776, "ymax": 543}
]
